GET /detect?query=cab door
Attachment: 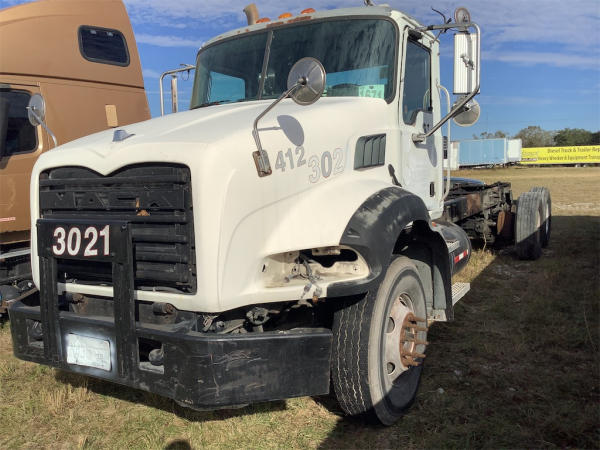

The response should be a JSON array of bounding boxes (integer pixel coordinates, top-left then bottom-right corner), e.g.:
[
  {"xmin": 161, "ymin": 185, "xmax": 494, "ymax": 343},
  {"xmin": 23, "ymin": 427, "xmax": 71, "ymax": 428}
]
[
  {"xmin": 0, "ymin": 82, "xmax": 45, "ymax": 241},
  {"xmin": 399, "ymin": 33, "xmax": 440, "ymax": 212}
]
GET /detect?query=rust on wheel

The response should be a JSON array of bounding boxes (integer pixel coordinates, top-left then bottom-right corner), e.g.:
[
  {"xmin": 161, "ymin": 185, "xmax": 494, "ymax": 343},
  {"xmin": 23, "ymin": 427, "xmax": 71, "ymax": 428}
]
[
  {"xmin": 384, "ymin": 294, "xmax": 428, "ymax": 383},
  {"xmin": 399, "ymin": 312, "xmax": 428, "ymax": 367}
]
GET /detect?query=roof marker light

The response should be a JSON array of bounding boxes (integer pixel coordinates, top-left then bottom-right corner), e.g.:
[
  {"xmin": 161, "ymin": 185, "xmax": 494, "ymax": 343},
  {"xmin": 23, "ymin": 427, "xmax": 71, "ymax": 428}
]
[
  {"xmin": 301, "ymin": 8, "xmax": 315, "ymax": 14},
  {"xmin": 279, "ymin": 12, "xmax": 293, "ymax": 19},
  {"xmin": 256, "ymin": 17, "xmax": 271, "ymax": 23}
]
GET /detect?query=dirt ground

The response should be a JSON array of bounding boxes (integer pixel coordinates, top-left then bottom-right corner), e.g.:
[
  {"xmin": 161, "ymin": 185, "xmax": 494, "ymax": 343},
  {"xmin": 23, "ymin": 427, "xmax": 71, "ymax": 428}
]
[{"xmin": 0, "ymin": 166, "xmax": 598, "ymax": 449}]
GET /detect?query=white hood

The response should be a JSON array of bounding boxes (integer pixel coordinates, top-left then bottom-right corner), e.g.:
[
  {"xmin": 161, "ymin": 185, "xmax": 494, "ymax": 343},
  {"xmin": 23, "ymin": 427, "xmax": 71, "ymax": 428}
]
[{"xmin": 31, "ymin": 96, "xmax": 400, "ymax": 312}]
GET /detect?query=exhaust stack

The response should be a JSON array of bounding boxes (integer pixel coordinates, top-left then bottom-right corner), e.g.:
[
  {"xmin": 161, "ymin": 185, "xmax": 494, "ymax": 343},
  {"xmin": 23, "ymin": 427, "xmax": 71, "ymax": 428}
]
[{"xmin": 243, "ymin": 4, "xmax": 259, "ymax": 25}]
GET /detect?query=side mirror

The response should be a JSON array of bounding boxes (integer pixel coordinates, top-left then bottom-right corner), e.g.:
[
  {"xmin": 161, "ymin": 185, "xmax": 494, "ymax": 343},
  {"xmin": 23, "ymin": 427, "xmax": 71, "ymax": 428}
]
[
  {"xmin": 0, "ymin": 97, "xmax": 9, "ymax": 158},
  {"xmin": 412, "ymin": 9, "xmax": 481, "ymax": 142},
  {"xmin": 26, "ymin": 93, "xmax": 57, "ymax": 148},
  {"xmin": 252, "ymin": 57, "xmax": 326, "ymax": 177},
  {"xmin": 453, "ymin": 32, "xmax": 479, "ymax": 96}
]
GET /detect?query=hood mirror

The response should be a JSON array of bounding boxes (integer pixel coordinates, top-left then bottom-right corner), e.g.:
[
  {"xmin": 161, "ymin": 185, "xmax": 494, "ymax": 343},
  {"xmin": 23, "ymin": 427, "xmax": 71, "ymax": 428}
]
[
  {"xmin": 252, "ymin": 57, "xmax": 326, "ymax": 177},
  {"xmin": 27, "ymin": 93, "xmax": 46, "ymax": 126},
  {"xmin": 26, "ymin": 93, "xmax": 57, "ymax": 148},
  {"xmin": 287, "ymin": 57, "xmax": 326, "ymax": 106}
]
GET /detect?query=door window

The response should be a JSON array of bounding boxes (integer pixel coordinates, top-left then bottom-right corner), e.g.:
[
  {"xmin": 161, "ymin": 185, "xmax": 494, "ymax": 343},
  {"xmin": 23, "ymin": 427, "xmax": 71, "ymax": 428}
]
[
  {"xmin": 402, "ymin": 39, "xmax": 431, "ymax": 124},
  {"xmin": 0, "ymin": 89, "xmax": 37, "ymax": 156}
]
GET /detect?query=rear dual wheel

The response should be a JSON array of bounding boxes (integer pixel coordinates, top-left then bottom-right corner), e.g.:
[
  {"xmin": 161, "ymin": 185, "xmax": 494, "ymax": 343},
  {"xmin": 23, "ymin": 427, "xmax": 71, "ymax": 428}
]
[
  {"xmin": 530, "ymin": 187, "xmax": 552, "ymax": 247},
  {"xmin": 515, "ymin": 191, "xmax": 542, "ymax": 260},
  {"xmin": 331, "ymin": 257, "xmax": 428, "ymax": 425},
  {"xmin": 515, "ymin": 187, "xmax": 552, "ymax": 260}
]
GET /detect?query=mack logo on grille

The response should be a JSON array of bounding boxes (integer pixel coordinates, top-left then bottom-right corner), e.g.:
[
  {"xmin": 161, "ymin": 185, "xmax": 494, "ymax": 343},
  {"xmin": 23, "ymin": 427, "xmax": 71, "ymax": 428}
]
[{"xmin": 42, "ymin": 191, "xmax": 180, "ymax": 210}]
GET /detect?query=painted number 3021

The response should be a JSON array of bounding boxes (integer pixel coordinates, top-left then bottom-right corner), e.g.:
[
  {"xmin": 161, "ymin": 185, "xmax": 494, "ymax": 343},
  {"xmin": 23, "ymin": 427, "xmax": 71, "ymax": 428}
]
[{"xmin": 52, "ymin": 225, "xmax": 110, "ymax": 257}]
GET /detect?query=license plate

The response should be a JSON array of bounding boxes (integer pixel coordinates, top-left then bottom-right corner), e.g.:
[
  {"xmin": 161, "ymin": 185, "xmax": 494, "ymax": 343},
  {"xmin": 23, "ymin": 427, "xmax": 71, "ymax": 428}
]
[
  {"xmin": 51, "ymin": 224, "xmax": 110, "ymax": 258},
  {"xmin": 65, "ymin": 333, "xmax": 111, "ymax": 371}
]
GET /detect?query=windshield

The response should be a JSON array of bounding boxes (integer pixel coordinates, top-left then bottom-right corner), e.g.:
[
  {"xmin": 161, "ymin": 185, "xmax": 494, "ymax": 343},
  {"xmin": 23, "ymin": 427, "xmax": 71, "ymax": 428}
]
[{"xmin": 190, "ymin": 18, "xmax": 397, "ymax": 108}]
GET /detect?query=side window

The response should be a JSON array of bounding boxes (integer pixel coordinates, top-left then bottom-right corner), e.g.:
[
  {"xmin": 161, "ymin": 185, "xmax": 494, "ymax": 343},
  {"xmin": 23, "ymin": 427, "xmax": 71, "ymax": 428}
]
[
  {"xmin": 402, "ymin": 39, "xmax": 431, "ymax": 124},
  {"xmin": 0, "ymin": 90, "xmax": 37, "ymax": 156},
  {"xmin": 79, "ymin": 26, "xmax": 129, "ymax": 66}
]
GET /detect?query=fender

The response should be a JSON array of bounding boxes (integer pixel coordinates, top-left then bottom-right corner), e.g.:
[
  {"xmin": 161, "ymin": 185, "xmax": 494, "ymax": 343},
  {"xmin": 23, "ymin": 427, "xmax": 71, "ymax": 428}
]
[{"xmin": 328, "ymin": 186, "xmax": 454, "ymax": 318}]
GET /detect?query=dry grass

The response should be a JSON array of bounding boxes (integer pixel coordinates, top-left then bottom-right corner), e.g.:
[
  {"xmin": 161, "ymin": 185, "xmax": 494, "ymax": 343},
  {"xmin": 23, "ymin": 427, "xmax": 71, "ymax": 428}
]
[{"xmin": 1, "ymin": 166, "xmax": 598, "ymax": 449}]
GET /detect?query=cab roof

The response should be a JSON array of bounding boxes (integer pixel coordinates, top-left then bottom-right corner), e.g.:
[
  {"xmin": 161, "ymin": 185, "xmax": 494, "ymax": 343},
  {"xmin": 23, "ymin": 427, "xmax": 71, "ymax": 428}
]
[
  {"xmin": 203, "ymin": 5, "xmax": 425, "ymax": 49},
  {"xmin": 0, "ymin": 0, "xmax": 144, "ymax": 88}
]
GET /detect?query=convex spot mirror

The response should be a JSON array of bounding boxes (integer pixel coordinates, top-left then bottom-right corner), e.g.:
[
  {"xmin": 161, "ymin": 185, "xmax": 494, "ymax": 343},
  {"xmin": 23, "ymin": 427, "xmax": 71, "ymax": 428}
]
[
  {"xmin": 287, "ymin": 57, "xmax": 326, "ymax": 106},
  {"xmin": 27, "ymin": 93, "xmax": 46, "ymax": 127},
  {"xmin": 453, "ymin": 97, "xmax": 480, "ymax": 127}
]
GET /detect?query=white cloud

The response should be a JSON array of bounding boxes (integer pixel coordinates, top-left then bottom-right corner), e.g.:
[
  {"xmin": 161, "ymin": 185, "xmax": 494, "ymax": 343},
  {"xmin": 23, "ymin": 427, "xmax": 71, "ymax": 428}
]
[
  {"xmin": 121, "ymin": 0, "xmax": 599, "ymax": 68},
  {"xmin": 135, "ymin": 33, "xmax": 203, "ymax": 48},
  {"xmin": 478, "ymin": 95, "xmax": 556, "ymax": 106},
  {"xmin": 4, "ymin": 0, "xmax": 599, "ymax": 68},
  {"xmin": 121, "ymin": 1, "xmax": 599, "ymax": 41},
  {"xmin": 485, "ymin": 50, "xmax": 600, "ymax": 69}
]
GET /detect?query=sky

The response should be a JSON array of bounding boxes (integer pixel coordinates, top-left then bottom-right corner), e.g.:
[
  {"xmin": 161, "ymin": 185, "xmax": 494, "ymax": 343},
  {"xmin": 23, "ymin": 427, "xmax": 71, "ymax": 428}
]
[{"xmin": 2, "ymin": 0, "xmax": 599, "ymax": 140}]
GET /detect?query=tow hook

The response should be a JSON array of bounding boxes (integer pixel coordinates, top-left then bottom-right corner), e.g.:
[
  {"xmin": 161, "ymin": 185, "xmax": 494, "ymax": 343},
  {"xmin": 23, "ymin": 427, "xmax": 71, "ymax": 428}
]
[{"xmin": 149, "ymin": 346, "xmax": 164, "ymax": 366}]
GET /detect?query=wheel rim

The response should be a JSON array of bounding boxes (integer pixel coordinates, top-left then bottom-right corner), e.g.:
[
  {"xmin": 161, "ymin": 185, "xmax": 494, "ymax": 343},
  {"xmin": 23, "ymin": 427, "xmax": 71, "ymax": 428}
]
[{"xmin": 384, "ymin": 294, "xmax": 428, "ymax": 385}]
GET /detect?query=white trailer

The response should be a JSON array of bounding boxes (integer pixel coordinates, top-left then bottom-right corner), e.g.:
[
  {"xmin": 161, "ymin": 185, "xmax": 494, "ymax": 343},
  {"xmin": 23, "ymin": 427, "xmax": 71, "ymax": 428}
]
[
  {"xmin": 508, "ymin": 138, "xmax": 523, "ymax": 163},
  {"xmin": 444, "ymin": 141, "xmax": 460, "ymax": 170}
]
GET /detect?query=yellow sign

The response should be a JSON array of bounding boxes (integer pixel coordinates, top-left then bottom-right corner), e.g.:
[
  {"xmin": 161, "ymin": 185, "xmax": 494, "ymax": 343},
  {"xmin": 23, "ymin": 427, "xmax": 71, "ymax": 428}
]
[{"xmin": 521, "ymin": 145, "xmax": 600, "ymax": 165}]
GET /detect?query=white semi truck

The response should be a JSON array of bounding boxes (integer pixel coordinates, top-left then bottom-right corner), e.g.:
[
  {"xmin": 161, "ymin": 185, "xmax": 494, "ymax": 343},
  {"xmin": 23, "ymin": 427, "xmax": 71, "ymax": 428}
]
[{"xmin": 9, "ymin": 3, "xmax": 551, "ymax": 425}]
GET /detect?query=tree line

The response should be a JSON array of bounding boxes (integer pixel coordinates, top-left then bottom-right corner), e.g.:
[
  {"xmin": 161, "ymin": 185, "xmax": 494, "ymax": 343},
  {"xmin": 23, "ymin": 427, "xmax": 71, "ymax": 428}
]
[{"xmin": 472, "ymin": 127, "xmax": 600, "ymax": 148}]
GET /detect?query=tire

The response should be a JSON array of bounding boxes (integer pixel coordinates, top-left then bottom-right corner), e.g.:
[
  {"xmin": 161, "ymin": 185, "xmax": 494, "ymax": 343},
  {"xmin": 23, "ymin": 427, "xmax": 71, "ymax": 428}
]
[
  {"xmin": 515, "ymin": 191, "xmax": 544, "ymax": 260},
  {"xmin": 530, "ymin": 187, "xmax": 551, "ymax": 247},
  {"xmin": 331, "ymin": 256, "xmax": 428, "ymax": 425}
]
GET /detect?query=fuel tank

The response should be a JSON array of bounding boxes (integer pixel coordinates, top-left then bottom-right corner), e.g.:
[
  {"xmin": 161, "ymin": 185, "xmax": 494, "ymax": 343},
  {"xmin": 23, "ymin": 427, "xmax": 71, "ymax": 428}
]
[{"xmin": 432, "ymin": 220, "xmax": 472, "ymax": 276}]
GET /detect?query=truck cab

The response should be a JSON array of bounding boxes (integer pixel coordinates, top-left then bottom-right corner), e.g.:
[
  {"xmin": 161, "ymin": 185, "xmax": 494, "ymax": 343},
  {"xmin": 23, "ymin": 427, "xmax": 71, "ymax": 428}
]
[{"xmin": 9, "ymin": 4, "xmax": 549, "ymax": 426}]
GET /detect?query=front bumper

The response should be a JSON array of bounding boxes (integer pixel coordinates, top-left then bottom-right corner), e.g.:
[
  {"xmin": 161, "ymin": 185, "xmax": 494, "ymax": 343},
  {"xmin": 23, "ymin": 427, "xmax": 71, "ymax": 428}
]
[
  {"xmin": 9, "ymin": 219, "xmax": 331, "ymax": 409},
  {"xmin": 10, "ymin": 303, "xmax": 331, "ymax": 409}
]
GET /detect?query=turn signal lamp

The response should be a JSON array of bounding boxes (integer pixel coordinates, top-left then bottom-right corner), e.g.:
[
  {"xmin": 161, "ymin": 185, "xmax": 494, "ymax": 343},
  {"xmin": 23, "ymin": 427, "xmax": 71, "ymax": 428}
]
[
  {"xmin": 256, "ymin": 17, "xmax": 271, "ymax": 23},
  {"xmin": 301, "ymin": 8, "xmax": 315, "ymax": 14},
  {"xmin": 279, "ymin": 12, "xmax": 293, "ymax": 19}
]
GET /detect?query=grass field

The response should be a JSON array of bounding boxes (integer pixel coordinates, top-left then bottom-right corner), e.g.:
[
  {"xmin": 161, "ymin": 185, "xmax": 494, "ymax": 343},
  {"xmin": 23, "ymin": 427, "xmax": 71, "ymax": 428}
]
[{"xmin": 1, "ymin": 166, "xmax": 598, "ymax": 449}]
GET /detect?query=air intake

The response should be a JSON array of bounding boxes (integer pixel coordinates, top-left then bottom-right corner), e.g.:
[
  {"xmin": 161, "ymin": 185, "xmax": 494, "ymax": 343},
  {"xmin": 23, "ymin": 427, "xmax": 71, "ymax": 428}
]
[{"xmin": 354, "ymin": 134, "xmax": 386, "ymax": 169}]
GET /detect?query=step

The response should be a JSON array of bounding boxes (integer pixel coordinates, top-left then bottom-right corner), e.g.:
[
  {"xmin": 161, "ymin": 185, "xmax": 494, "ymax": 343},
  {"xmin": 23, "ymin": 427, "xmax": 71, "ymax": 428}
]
[{"xmin": 452, "ymin": 282, "xmax": 470, "ymax": 305}]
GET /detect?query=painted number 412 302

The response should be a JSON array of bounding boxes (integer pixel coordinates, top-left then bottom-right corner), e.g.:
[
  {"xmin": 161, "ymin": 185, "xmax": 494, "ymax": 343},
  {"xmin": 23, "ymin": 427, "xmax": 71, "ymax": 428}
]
[{"xmin": 52, "ymin": 225, "xmax": 110, "ymax": 257}]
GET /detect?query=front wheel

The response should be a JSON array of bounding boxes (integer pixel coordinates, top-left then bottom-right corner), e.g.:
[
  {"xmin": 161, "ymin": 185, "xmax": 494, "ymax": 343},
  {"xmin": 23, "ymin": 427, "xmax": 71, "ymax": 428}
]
[{"xmin": 331, "ymin": 256, "xmax": 428, "ymax": 425}]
